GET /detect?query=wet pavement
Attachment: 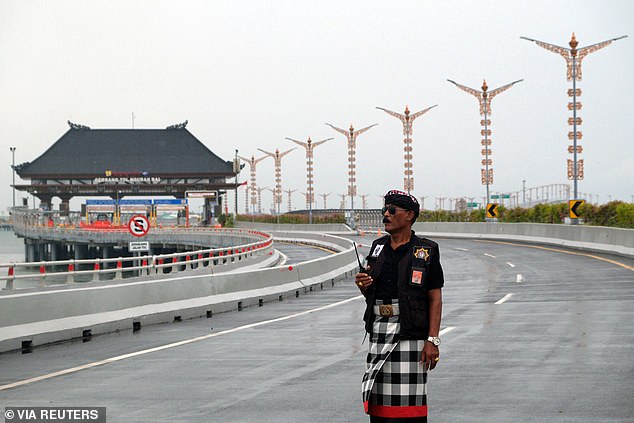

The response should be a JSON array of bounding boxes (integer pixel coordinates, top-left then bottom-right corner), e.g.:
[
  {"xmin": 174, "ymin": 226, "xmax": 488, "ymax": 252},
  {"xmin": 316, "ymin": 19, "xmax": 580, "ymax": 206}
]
[{"xmin": 1, "ymin": 237, "xmax": 632, "ymax": 422}]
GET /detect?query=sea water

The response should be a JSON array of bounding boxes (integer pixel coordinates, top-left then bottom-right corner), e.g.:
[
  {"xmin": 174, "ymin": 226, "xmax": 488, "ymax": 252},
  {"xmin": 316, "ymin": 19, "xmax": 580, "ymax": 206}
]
[{"xmin": 0, "ymin": 230, "xmax": 25, "ymax": 263}]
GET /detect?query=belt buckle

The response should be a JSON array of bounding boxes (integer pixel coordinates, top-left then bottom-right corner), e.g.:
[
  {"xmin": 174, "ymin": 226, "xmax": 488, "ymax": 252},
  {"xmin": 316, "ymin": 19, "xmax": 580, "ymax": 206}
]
[{"xmin": 378, "ymin": 304, "xmax": 394, "ymax": 317}]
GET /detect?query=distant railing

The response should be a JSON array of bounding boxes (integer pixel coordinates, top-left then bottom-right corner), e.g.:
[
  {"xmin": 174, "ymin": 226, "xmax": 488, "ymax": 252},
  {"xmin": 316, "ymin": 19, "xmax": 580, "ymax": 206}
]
[{"xmin": 2, "ymin": 227, "xmax": 274, "ymax": 290}]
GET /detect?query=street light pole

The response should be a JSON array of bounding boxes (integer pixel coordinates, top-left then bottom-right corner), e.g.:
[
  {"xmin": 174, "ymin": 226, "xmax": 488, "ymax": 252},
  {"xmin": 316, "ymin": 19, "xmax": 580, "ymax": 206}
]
[
  {"xmin": 286, "ymin": 136, "xmax": 332, "ymax": 224},
  {"xmin": 326, "ymin": 122, "xmax": 377, "ymax": 226},
  {"xmin": 521, "ymin": 33, "xmax": 627, "ymax": 217},
  {"xmin": 233, "ymin": 150, "xmax": 239, "ymax": 218},
  {"xmin": 376, "ymin": 104, "xmax": 437, "ymax": 194},
  {"xmin": 9, "ymin": 147, "xmax": 16, "ymax": 208},
  {"xmin": 238, "ymin": 154, "xmax": 267, "ymax": 215},
  {"xmin": 447, "ymin": 78, "xmax": 522, "ymax": 216},
  {"xmin": 258, "ymin": 148, "xmax": 295, "ymax": 221}
]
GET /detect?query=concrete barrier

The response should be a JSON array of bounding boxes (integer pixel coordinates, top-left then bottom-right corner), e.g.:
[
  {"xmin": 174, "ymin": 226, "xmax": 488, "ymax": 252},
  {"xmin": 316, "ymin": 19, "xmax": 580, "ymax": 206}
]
[
  {"xmin": 236, "ymin": 222, "xmax": 353, "ymax": 234},
  {"xmin": 411, "ymin": 222, "xmax": 634, "ymax": 258},
  {"xmin": 0, "ymin": 233, "xmax": 358, "ymax": 352}
]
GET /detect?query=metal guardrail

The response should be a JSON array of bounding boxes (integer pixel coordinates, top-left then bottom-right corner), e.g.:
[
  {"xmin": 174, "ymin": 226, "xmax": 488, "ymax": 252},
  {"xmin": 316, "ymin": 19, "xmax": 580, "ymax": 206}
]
[
  {"xmin": 0, "ymin": 231, "xmax": 358, "ymax": 352},
  {"xmin": 2, "ymin": 227, "xmax": 274, "ymax": 290}
]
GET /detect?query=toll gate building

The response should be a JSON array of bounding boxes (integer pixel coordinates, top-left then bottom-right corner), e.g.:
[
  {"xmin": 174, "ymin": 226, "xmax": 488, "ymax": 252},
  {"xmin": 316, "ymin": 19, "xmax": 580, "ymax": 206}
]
[{"xmin": 13, "ymin": 121, "xmax": 238, "ymax": 224}]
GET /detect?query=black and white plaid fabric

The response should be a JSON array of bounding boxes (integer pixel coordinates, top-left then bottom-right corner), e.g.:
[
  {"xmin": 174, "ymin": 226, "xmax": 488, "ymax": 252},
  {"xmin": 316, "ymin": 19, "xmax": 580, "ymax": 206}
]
[{"xmin": 362, "ymin": 301, "xmax": 428, "ymax": 419}]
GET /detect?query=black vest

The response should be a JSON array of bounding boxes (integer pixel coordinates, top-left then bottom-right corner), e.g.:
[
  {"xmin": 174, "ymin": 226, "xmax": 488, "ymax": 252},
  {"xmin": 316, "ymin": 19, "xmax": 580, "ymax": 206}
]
[{"xmin": 363, "ymin": 232, "xmax": 442, "ymax": 339}]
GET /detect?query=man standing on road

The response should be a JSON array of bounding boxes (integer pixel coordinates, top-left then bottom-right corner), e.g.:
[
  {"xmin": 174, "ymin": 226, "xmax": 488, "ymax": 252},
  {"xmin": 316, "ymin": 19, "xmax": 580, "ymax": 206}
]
[{"xmin": 356, "ymin": 190, "xmax": 444, "ymax": 422}]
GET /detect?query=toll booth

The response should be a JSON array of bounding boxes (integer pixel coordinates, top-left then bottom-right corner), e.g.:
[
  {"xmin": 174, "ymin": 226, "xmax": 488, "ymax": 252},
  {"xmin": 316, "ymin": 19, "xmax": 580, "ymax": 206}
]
[
  {"xmin": 83, "ymin": 199, "xmax": 116, "ymax": 227},
  {"xmin": 154, "ymin": 199, "xmax": 189, "ymax": 227},
  {"xmin": 187, "ymin": 191, "xmax": 218, "ymax": 226},
  {"xmin": 118, "ymin": 199, "xmax": 153, "ymax": 227}
]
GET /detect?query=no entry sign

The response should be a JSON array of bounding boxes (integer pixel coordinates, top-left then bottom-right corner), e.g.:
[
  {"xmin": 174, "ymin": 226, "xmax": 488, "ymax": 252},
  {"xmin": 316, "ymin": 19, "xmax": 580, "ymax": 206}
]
[{"xmin": 128, "ymin": 215, "xmax": 150, "ymax": 237}]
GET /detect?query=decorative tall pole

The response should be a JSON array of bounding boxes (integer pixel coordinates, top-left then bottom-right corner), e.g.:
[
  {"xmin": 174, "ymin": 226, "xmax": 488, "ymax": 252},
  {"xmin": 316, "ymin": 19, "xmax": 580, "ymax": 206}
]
[
  {"xmin": 360, "ymin": 194, "xmax": 369, "ymax": 210},
  {"xmin": 521, "ymin": 33, "xmax": 627, "ymax": 209},
  {"xmin": 286, "ymin": 136, "xmax": 332, "ymax": 224},
  {"xmin": 256, "ymin": 186, "xmax": 268, "ymax": 214},
  {"xmin": 283, "ymin": 188, "xmax": 297, "ymax": 212},
  {"xmin": 10, "ymin": 147, "xmax": 16, "ymax": 208},
  {"xmin": 243, "ymin": 185, "xmax": 249, "ymax": 215},
  {"xmin": 447, "ymin": 78, "xmax": 523, "ymax": 208},
  {"xmin": 326, "ymin": 122, "xmax": 377, "ymax": 215},
  {"xmin": 258, "ymin": 148, "xmax": 295, "ymax": 216},
  {"xmin": 376, "ymin": 104, "xmax": 437, "ymax": 194},
  {"xmin": 238, "ymin": 154, "xmax": 267, "ymax": 214},
  {"xmin": 233, "ymin": 150, "xmax": 241, "ymax": 217},
  {"xmin": 320, "ymin": 193, "xmax": 330, "ymax": 209},
  {"xmin": 339, "ymin": 194, "xmax": 347, "ymax": 209}
]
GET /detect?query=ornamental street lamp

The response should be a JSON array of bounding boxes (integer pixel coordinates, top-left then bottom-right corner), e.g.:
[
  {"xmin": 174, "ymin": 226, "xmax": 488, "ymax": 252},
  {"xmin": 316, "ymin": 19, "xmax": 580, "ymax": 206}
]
[
  {"xmin": 326, "ymin": 122, "xmax": 377, "ymax": 217},
  {"xmin": 338, "ymin": 193, "xmax": 347, "ymax": 209},
  {"xmin": 258, "ymin": 148, "xmax": 295, "ymax": 216},
  {"xmin": 447, "ymin": 78, "xmax": 523, "ymax": 211},
  {"xmin": 376, "ymin": 104, "xmax": 437, "ymax": 194},
  {"xmin": 283, "ymin": 188, "xmax": 297, "ymax": 212},
  {"xmin": 238, "ymin": 154, "xmax": 267, "ymax": 214},
  {"xmin": 419, "ymin": 196, "xmax": 428, "ymax": 211},
  {"xmin": 521, "ymin": 33, "xmax": 627, "ymax": 222},
  {"xmin": 256, "ymin": 186, "xmax": 268, "ymax": 214},
  {"xmin": 9, "ymin": 147, "xmax": 16, "ymax": 208},
  {"xmin": 233, "ymin": 150, "xmax": 240, "ymax": 217},
  {"xmin": 319, "ymin": 193, "xmax": 330, "ymax": 209},
  {"xmin": 359, "ymin": 194, "xmax": 369, "ymax": 210},
  {"xmin": 286, "ymin": 136, "xmax": 332, "ymax": 224}
]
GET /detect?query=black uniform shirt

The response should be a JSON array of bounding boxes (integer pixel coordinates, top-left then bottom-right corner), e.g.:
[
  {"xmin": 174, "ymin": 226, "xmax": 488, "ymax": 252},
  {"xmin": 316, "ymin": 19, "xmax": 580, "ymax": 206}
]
[{"xmin": 373, "ymin": 241, "xmax": 411, "ymax": 300}]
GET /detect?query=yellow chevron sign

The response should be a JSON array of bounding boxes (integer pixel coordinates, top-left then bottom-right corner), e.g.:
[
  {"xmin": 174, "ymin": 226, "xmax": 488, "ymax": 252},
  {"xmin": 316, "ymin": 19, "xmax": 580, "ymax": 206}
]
[
  {"xmin": 486, "ymin": 203, "xmax": 498, "ymax": 219},
  {"xmin": 569, "ymin": 200, "xmax": 584, "ymax": 219}
]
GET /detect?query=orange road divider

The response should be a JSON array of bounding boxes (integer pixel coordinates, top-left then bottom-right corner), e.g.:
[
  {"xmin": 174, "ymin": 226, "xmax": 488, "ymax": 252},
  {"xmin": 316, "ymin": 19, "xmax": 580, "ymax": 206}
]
[
  {"xmin": 66, "ymin": 263, "xmax": 75, "ymax": 284},
  {"xmin": 93, "ymin": 261, "xmax": 101, "ymax": 281},
  {"xmin": 115, "ymin": 259, "xmax": 123, "ymax": 280},
  {"xmin": 6, "ymin": 265, "xmax": 14, "ymax": 289}
]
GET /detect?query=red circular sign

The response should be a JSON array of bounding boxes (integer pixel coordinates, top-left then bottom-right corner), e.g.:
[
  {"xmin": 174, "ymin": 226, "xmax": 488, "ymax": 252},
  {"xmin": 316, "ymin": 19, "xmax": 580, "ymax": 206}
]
[{"xmin": 128, "ymin": 215, "xmax": 150, "ymax": 237}]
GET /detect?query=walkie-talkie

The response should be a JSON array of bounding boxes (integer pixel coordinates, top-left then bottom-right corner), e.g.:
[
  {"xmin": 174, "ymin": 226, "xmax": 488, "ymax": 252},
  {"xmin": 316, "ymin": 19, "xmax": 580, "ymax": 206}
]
[{"xmin": 353, "ymin": 242, "xmax": 367, "ymax": 273}]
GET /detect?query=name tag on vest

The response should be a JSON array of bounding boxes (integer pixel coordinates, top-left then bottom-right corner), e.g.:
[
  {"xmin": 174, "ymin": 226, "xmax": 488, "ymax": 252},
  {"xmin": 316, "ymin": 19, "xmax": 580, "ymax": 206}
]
[{"xmin": 370, "ymin": 244, "xmax": 384, "ymax": 258}]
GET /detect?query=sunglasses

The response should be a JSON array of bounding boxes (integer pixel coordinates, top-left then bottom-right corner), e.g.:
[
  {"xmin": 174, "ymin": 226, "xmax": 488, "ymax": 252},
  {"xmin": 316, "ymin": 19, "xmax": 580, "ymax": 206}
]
[{"xmin": 381, "ymin": 205, "xmax": 408, "ymax": 215}]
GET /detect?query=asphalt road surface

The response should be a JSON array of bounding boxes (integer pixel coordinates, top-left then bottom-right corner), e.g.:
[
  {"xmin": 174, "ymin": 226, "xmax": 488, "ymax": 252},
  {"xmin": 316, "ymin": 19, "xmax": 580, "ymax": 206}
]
[{"xmin": 1, "ymin": 236, "xmax": 632, "ymax": 423}]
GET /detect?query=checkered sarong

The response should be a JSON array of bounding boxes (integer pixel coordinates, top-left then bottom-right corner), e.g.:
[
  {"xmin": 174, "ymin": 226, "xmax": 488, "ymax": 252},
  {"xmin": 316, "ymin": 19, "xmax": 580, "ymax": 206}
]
[{"xmin": 362, "ymin": 302, "xmax": 428, "ymax": 419}]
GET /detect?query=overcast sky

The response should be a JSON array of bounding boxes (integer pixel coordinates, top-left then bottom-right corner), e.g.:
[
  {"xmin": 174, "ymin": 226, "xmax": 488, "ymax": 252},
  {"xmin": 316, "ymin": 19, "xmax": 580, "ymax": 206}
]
[{"xmin": 1, "ymin": 0, "xmax": 632, "ymax": 214}]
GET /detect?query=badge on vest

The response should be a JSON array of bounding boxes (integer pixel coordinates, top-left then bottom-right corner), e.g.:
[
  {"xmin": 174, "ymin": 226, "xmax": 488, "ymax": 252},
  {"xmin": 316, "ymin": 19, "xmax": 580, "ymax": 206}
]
[
  {"xmin": 370, "ymin": 244, "xmax": 384, "ymax": 258},
  {"xmin": 413, "ymin": 246, "xmax": 430, "ymax": 262},
  {"xmin": 411, "ymin": 267, "xmax": 425, "ymax": 286}
]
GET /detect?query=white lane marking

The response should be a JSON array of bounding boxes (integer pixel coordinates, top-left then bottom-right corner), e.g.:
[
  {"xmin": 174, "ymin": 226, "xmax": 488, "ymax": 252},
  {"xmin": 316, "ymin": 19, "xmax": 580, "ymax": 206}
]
[
  {"xmin": 277, "ymin": 250, "xmax": 288, "ymax": 266},
  {"xmin": 484, "ymin": 253, "xmax": 496, "ymax": 258},
  {"xmin": 516, "ymin": 274, "xmax": 523, "ymax": 283},
  {"xmin": 439, "ymin": 326, "xmax": 455, "ymax": 336},
  {"xmin": 454, "ymin": 248, "xmax": 469, "ymax": 252},
  {"xmin": 495, "ymin": 293, "xmax": 513, "ymax": 305},
  {"xmin": 0, "ymin": 295, "xmax": 365, "ymax": 392},
  {"xmin": 506, "ymin": 262, "xmax": 516, "ymax": 268}
]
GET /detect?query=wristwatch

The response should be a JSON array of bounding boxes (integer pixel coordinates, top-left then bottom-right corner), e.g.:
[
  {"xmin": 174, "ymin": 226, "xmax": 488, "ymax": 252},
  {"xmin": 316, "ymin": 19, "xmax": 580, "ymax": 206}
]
[{"xmin": 427, "ymin": 336, "xmax": 441, "ymax": 346}]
